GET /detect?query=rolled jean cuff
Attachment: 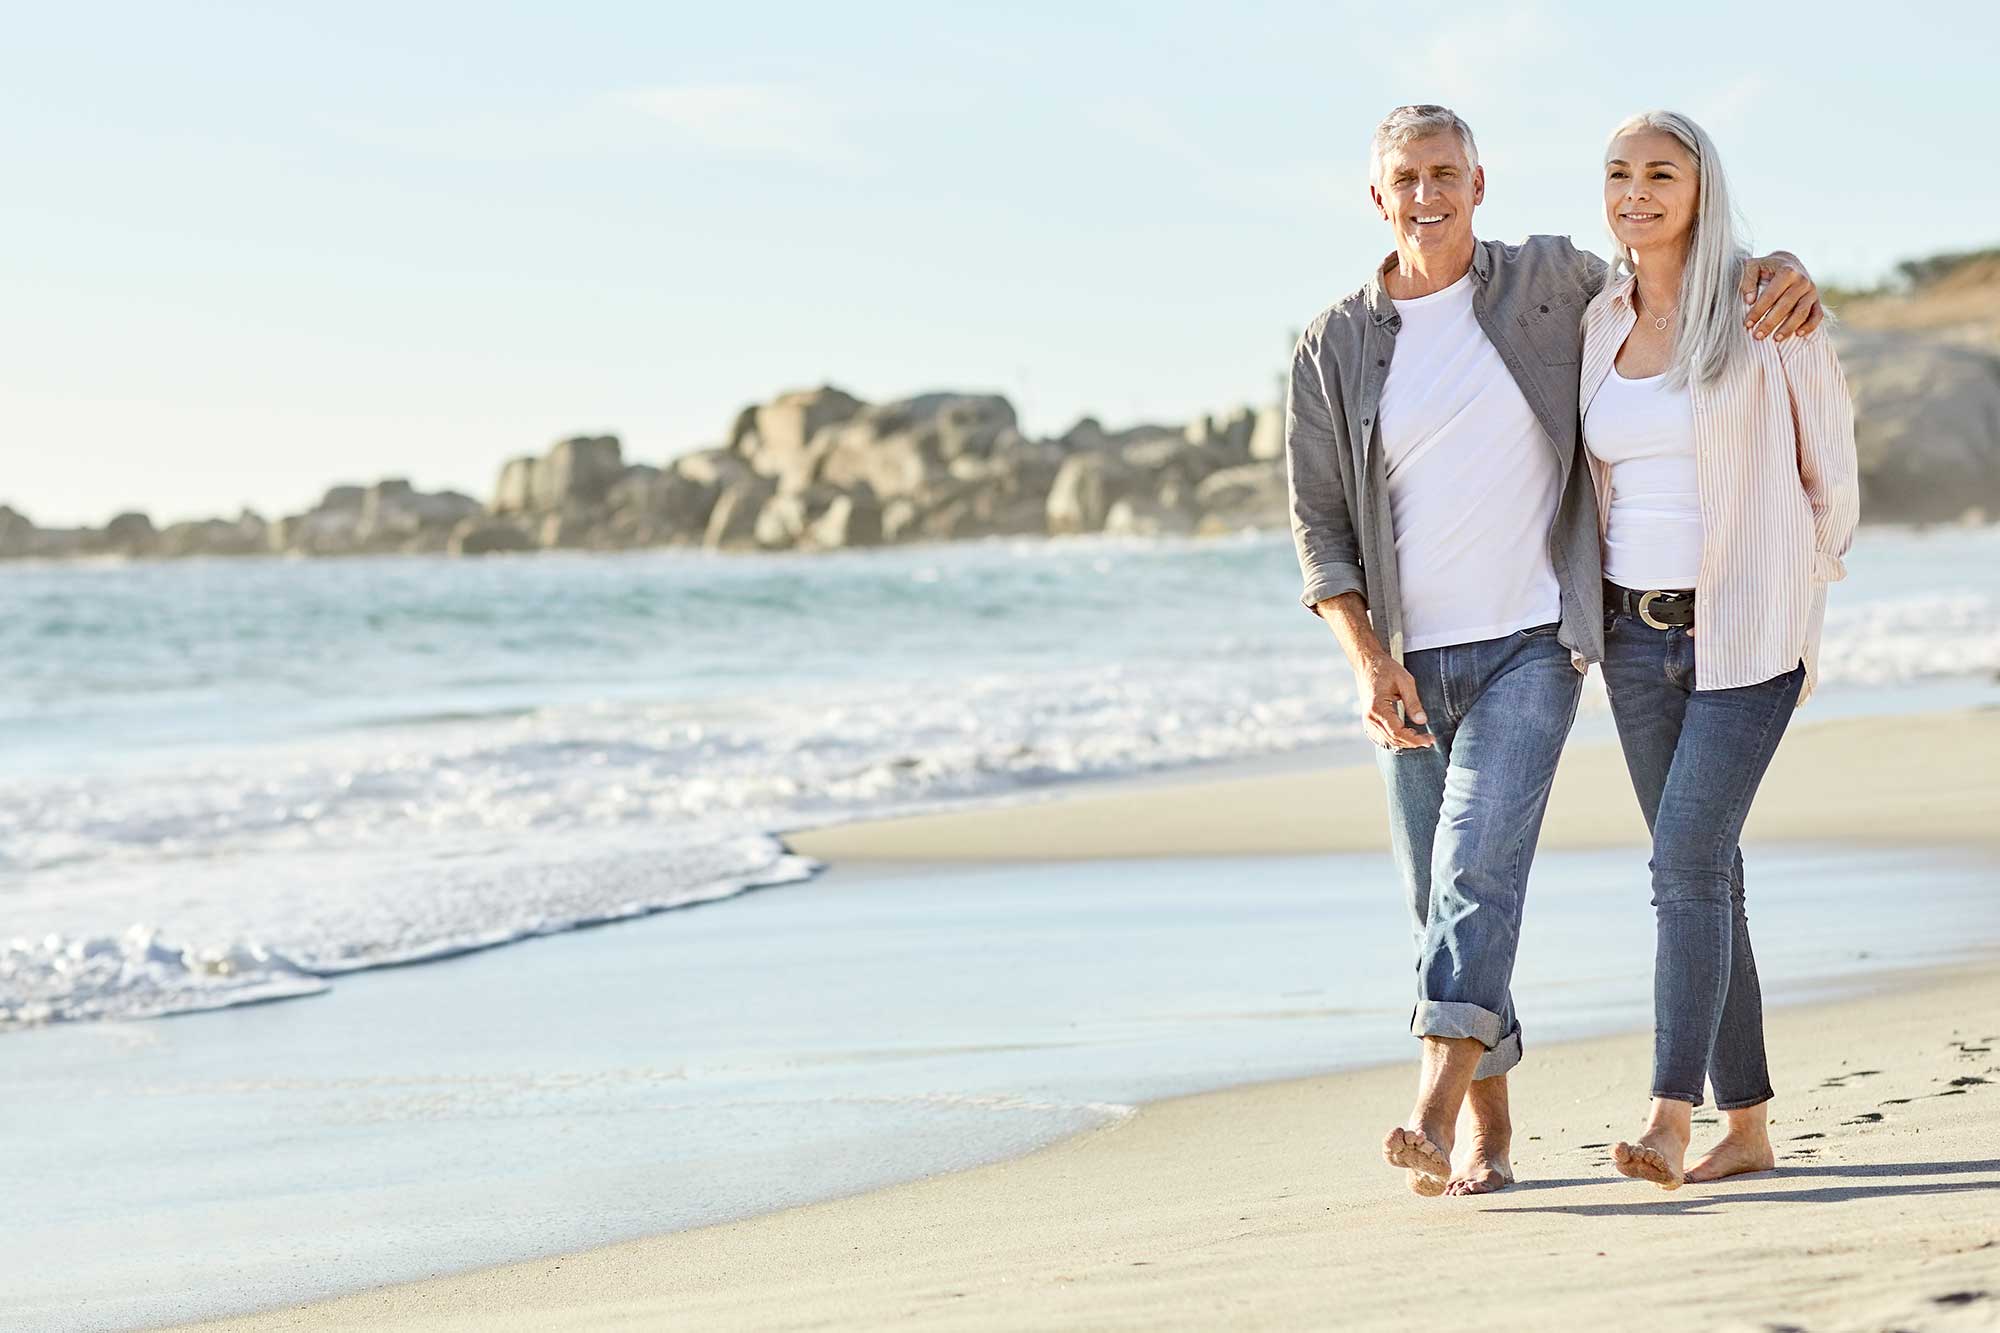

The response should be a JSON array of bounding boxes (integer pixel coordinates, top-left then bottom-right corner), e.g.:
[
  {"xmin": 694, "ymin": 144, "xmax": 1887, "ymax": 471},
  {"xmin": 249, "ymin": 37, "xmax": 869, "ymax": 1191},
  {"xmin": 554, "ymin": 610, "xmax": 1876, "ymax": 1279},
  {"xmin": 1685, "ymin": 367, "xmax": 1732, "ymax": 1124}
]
[
  {"xmin": 1411, "ymin": 1003, "xmax": 1521, "ymax": 1078},
  {"xmin": 1412, "ymin": 999, "xmax": 1507, "ymax": 1048},
  {"xmin": 1716, "ymin": 1088, "xmax": 1774, "ymax": 1112},
  {"xmin": 1475, "ymin": 1028, "xmax": 1522, "ymax": 1080}
]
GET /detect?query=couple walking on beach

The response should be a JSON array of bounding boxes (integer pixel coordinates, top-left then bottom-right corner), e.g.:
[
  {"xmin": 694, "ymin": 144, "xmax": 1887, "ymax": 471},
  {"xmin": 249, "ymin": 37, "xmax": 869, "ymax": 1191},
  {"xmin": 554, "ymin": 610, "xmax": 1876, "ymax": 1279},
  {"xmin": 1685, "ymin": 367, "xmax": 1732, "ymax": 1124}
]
[{"xmin": 1285, "ymin": 105, "xmax": 1859, "ymax": 1196}]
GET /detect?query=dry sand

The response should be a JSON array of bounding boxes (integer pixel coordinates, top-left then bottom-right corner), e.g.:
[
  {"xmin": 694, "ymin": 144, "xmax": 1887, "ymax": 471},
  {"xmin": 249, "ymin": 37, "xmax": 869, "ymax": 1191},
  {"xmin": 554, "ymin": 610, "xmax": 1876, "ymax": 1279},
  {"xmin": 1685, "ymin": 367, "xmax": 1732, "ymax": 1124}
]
[{"xmin": 171, "ymin": 709, "xmax": 2000, "ymax": 1333}]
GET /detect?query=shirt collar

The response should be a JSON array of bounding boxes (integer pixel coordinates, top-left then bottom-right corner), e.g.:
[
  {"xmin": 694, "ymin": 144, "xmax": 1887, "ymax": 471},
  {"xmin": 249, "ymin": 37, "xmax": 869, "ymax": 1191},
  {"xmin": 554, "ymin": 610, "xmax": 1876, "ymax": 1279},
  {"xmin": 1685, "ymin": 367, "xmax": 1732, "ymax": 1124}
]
[
  {"xmin": 1605, "ymin": 269, "xmax": 1640, "ymax": 311},
  {"xmin": 1366, "ymin": 239, "xmax": 1490, "ymax": 326}
]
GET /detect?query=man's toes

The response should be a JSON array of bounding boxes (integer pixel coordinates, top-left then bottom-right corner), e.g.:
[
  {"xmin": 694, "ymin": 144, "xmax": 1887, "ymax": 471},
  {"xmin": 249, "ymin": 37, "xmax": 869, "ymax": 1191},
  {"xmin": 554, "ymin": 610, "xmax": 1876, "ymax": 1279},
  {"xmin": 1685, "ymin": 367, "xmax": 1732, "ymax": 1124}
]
[{"xmin": 1408, "ymin": 1169, "xmax": 1448, "ymax": 1198}]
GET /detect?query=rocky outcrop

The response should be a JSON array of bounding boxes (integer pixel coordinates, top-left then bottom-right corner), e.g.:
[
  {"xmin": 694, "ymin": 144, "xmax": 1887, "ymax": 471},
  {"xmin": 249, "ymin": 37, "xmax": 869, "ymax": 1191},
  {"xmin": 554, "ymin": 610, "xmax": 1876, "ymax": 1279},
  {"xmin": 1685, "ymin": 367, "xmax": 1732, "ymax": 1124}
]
[
  {"xmin": 0, "ymin": 393, "xmax": 1290, "ymax": 563},
  {"xmin": 447, "ymin": 516, "xmax": 535, "ymax": 556},
  {"xmin": 1837, "ymin": 332, "xmax": 2000, "ymax": 523},
  {"xmin": 36, "ymin": 338, "xmax": 1995, "ymax": 563}
]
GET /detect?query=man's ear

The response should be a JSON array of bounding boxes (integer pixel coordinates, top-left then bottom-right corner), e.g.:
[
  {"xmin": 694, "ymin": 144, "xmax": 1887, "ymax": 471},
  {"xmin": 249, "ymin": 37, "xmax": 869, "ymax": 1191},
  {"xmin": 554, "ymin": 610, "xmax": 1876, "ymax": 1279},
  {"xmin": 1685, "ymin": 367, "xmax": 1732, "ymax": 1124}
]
[
  {"xmin": 1369, "ymin": 183, "xmax": 1388, "ymax": 220},
  {"xmin": 1472, "ymin": 165, "xmax": 1486, "ymax": 207}
]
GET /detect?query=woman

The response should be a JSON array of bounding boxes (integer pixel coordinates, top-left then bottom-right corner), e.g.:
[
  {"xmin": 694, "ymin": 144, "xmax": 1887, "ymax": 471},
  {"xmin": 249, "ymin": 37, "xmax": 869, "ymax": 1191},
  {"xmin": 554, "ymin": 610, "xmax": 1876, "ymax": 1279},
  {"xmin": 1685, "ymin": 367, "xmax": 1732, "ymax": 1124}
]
[{"xmin": 1580, "ymin": 110, "xmax": 1860, "ymax": 1189}]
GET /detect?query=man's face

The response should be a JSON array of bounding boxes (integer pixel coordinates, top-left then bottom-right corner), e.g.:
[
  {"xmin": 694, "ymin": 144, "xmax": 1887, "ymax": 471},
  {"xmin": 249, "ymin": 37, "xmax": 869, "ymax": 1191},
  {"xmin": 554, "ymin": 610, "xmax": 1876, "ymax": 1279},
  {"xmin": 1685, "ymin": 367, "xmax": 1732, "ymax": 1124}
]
[{"xmin": 1371, "ymin": 134, "xmax": 1483, "ymax": 259}]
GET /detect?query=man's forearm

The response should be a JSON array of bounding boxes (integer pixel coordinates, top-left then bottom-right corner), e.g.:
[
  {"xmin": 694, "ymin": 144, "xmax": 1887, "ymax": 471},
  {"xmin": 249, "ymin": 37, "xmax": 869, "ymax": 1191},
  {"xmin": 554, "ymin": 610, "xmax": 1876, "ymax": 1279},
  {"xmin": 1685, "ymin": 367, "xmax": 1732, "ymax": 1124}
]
[{"xmin": 1314, "ymin": 591, "xmax": 1389, "ymax": 671}]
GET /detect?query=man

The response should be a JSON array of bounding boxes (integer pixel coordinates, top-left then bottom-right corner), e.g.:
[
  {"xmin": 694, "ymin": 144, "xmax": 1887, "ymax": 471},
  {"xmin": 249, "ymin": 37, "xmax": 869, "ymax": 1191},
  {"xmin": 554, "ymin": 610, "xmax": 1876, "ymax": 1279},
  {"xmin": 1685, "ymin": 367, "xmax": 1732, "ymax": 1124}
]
[{"xmin": 1284, "ymin": 105, "xmax": 1820, "ymax": 1198}]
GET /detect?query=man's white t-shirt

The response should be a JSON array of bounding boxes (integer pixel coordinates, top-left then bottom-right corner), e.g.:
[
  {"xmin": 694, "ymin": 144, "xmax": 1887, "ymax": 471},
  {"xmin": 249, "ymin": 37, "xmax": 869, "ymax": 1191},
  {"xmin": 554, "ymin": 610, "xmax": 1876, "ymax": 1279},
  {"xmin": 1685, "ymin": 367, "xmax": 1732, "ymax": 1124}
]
[{"xmin": 1379, "ymin": 270, "xmax": 1564, "ymax": 652}]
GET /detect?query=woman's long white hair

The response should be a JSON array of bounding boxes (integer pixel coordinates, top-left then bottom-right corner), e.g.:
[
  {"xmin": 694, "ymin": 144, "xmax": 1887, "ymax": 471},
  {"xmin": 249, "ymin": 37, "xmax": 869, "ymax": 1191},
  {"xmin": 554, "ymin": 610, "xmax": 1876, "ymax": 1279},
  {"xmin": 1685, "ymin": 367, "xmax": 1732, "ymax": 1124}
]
[{"xmin": 1605, "ymin": 110, "xmax": 1747, "ymax": 388}]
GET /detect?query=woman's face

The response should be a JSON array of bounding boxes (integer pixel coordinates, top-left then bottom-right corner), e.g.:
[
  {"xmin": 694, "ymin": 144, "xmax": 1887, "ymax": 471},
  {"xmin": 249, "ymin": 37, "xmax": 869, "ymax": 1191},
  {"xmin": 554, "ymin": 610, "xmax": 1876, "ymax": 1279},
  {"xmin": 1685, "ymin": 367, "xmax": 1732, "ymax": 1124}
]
[{"xmin": 1604, "ymin": 129, "xmax": 1700, "ymax": 253}]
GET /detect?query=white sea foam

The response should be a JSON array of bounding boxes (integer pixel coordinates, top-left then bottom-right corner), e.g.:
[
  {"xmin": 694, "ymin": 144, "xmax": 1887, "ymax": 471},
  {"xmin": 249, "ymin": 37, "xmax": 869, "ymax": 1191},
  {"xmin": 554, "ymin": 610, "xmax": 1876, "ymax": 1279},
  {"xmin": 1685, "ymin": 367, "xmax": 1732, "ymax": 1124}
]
[{"xmin": 2, "ymin": 526, "xmax": 1995, "ymax": 1029}]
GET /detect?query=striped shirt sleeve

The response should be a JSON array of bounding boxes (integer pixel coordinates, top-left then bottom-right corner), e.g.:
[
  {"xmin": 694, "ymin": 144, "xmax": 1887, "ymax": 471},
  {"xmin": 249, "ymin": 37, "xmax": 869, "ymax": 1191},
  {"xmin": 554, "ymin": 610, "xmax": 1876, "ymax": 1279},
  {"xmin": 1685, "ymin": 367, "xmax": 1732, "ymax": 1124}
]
[{"xmin": 1779, "ymin": 330, "xmax": 1861, "ymax": 583}]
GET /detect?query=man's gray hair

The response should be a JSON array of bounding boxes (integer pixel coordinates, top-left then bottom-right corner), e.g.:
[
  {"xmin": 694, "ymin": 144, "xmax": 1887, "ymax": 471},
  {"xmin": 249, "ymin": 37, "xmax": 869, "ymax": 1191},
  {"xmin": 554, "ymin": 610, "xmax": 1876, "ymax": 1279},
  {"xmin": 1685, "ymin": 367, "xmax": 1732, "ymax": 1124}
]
[{"xmin": 1369, "ymin": 105, "xmax": 1479, "ymax": 184}]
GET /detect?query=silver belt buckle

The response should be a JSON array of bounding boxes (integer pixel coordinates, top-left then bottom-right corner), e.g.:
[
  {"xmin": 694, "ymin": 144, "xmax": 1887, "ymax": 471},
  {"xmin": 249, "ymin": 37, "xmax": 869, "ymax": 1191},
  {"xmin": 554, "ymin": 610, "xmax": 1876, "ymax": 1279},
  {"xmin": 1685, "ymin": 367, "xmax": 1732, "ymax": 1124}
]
[{"xmin": 1637, "ymin": 589, "xmax": 1673, "ymax": 630}]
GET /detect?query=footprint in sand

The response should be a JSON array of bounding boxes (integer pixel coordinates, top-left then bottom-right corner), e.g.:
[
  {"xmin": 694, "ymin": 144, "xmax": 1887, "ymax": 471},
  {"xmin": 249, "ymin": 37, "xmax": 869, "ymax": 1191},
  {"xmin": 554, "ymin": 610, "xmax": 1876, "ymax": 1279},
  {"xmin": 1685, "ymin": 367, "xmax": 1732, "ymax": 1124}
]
[
  {"xmin": 1790, "ymin": 1132, "xmax": 1826, "ymax": 1141},
  {"xmin": 1843, "ymin": 1111, "xmax": 1884, "ymax": 1125}
]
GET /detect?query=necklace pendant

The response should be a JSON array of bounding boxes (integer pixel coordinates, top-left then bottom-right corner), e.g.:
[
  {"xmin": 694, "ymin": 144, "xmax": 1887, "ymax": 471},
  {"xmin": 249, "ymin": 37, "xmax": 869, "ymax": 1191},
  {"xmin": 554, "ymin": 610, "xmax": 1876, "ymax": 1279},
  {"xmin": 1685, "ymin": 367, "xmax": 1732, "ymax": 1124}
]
[{"xmin": 1652, "ymin": 315, "xmax": 1670, "ymax": 331}]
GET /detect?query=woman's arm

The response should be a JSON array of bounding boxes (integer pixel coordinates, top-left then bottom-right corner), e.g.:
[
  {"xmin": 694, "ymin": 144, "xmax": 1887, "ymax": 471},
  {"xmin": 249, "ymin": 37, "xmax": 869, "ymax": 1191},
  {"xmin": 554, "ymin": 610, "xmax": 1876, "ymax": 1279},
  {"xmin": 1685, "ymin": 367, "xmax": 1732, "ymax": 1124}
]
[{"xmin": 1778, "ymin": 331, "xmax": 1860, "ymax": 581}]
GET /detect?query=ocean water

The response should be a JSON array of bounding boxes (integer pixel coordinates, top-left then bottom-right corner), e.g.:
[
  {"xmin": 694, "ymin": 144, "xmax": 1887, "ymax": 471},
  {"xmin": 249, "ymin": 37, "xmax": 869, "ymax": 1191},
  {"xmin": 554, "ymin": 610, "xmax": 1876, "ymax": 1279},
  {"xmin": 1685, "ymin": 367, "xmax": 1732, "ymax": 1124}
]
[{"xmin": 3, "ymin": 525, "xmax": 1999, "ymax": 1028}]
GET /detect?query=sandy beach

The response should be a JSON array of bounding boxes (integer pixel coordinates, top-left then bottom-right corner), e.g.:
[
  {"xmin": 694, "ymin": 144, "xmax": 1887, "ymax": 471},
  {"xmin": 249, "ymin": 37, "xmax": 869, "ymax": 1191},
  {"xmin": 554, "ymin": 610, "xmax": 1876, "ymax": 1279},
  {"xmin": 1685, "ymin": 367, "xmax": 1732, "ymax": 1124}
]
[{"xmin": 165, "ymin": 708, "xmax": 2000, "ymax": 1333}]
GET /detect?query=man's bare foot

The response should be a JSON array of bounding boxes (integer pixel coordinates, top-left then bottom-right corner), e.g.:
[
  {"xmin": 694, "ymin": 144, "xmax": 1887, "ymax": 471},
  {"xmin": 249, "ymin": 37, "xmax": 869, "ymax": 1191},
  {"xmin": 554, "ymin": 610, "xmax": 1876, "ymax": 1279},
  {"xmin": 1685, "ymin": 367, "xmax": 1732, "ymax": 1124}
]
[
  {"xmin": 1446, "ymin": 1074, "xmax": 1515, "ymax": 1196},
  {"xmin": 1385, "ymin": 1036, "xmax": 1485, "ymax": 1199},
  {"xmin": 1383, "ymin": 1124, "xmax": 1453, "ymax": 1196},
  {"xmin": 1444, "ymin": 1146, "xmax": 1513, "ymax": 1196},
  {"xmin": 1686, "ymin": 1104, "xmax": 1776, "ymax": 1182},
  {"xmin": 1613, "ymin": 1099, "xmax": 1691, "ymax": 1190}
]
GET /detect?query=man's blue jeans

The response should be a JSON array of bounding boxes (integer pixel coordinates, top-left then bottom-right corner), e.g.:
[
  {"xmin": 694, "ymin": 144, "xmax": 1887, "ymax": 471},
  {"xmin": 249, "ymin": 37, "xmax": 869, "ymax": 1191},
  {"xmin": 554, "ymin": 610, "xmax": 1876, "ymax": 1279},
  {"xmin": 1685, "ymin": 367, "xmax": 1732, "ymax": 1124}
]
[
  {"xmin": 1374, "ymin": 624, "xmax": 1583, "ymax": 1080},
  {"xmin": 1601, "ymin": 606, "xmax": 1802, "ymax": 1109}
]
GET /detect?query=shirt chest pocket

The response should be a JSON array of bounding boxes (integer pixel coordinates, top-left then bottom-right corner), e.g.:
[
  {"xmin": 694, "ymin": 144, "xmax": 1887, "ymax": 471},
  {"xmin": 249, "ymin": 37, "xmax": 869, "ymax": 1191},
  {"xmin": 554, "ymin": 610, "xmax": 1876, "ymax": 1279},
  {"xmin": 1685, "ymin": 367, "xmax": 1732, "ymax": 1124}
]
[{"xmin": 1516, "ymin": 297, "xmax": 1582, "ymax": 365}]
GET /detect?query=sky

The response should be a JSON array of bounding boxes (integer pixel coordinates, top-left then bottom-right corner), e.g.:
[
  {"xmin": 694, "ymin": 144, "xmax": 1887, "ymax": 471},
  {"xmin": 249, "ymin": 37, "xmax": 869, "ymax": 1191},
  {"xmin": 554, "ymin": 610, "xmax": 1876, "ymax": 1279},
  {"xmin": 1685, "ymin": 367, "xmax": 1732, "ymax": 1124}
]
[{"xmin": 5, "ymin": 0, "xmax": 1995, "ymax": 525}]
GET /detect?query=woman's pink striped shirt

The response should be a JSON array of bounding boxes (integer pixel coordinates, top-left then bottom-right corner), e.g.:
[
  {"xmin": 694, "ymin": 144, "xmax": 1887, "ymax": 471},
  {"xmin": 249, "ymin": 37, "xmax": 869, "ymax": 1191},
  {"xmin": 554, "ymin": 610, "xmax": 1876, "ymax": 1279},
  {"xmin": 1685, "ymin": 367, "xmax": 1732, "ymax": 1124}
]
[{"xmin": 1580, "ymin": 273, "xmax": 1861, "ymax": 704}]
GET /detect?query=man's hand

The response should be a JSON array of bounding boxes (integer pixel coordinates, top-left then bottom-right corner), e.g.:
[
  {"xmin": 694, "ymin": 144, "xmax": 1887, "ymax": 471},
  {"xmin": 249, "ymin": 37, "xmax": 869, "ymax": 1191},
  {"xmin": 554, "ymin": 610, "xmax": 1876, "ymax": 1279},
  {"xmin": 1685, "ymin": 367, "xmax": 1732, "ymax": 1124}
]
[
  {"xmin": 1312, "ymin": 591, "xmax": 1434, "ymax": 749},
  {"xmin": 1740, "ymin": 252, "xmax": 1823, "ymax": 342},
  {"xmin": 1356, "ymin": 652, "xmax": 1434, "ymax": 750}
]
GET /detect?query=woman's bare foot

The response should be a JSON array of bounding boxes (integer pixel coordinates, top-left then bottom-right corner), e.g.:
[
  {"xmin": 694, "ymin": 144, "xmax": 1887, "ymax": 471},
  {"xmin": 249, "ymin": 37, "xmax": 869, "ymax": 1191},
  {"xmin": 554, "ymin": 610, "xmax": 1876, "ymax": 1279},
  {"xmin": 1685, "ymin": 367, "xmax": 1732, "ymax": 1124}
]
[
  {"xmin": 1686, "ymin": 1103, "xmax": 1776, "ymax": 1182},
  {"xmin": 1383, "ymin": 1124, "xmax": 1453, "ymax": 1196},
  {"xmin": 1444, "ymin": 1142, "xmax": 1513, "ymax": 1196},
  {"xmin": 1612, "ymin": 1098, "xmax": 1692, "ymax": 1190}
]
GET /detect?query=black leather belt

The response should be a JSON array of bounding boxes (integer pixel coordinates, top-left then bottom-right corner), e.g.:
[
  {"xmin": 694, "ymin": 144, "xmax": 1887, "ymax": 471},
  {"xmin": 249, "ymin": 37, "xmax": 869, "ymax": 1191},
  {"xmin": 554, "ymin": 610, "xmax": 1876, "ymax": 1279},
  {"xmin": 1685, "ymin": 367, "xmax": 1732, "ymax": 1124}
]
[{"xmin": 1605, "ymin": 582, "xmax": 1695, "ymax": 629}]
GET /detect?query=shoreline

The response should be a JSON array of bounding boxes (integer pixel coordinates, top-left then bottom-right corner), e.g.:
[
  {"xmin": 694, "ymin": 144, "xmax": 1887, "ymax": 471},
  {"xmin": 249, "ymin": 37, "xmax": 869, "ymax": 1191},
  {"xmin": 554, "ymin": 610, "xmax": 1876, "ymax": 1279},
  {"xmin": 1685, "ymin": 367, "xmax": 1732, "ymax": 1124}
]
[
  {"xmin": 169, "ymin": 961, "xmax": 2000, "ymax": 1333},
  {"xmin": 163, "ymin": 707, "xmax": 2000, "ymax": 1331}
]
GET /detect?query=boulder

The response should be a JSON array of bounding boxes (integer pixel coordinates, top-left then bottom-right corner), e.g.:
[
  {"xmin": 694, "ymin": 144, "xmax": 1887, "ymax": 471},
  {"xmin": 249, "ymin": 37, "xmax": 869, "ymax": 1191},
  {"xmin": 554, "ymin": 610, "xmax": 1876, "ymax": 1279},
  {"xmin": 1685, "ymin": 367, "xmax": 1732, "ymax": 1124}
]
[
  {"xmin": 155, "ymin": 511, "xmax": 270, "ymax": 557},
  {"xmin": 447, "ymin": 516, "xmax": 535, "ymax": 555},
  {"xmin": 738, "ymin": 387, "xmax": 865, "ymax": 483},
  {"xmin": 881, "ymin": 497, "xmax": 921, "ymax": 544},
  {"xmin": 1247, "ymin": 405, "xmax": 1284, "ymax": 461},
  {"xmin": 673, "ymin": 448, "xmax": 752, "ymax": 491},
  {"xmin": 356, "ymin": 480, "xmax": 479, "ymax": 549},
  {"xmin": 532, "ymin": 436, "xmax": 624, "ymax": 511},
  {"xmin": 0, "ymin": 505, "xmax": 35, "ymax": 558},
  {"xmin": 808, "ymin": 490, "xmax": 884, "ymax": 548},
  {"xmin": 491, "ymin": 457, "xmax": 539, "ymax": 514},
  {"xmin": 1103, "ymin": 494, "xmax": 1196, "ymax": 537},
  {"xmin": 101, "ymin": 511, "xmax": 157, "ymax": 555},
  {"xmin": 1184, "ymin": 405, "xmax": 1255, "ymax": 456},
  {"xmin": 604, "ymin": 467, "xmax": 714, "ymax": 545},
  {"xmin": 812, "ymin": 393, "xmax": 1020, "ymax": 502},
  {"xmin": 1193, "ymin": 461, "xmax": 1289, "ymax": 534},
  {"xmin": 752, "ymin": 490, "xmax": 815, "ymax": 549},
  {"xmin": 280, "ymin": 506, "xmax": 361, "ymax": 555},
  {"xmin": 704, "ymin": 478, "xmax": 777, "ymax": 551},
  {"xmin": 1046, "ymin": 453, "xmax": 1147, "ymax": 535},
  {"xmin": 1839, "ymin": 332, "xmax": 2000, "ymax": 521}
]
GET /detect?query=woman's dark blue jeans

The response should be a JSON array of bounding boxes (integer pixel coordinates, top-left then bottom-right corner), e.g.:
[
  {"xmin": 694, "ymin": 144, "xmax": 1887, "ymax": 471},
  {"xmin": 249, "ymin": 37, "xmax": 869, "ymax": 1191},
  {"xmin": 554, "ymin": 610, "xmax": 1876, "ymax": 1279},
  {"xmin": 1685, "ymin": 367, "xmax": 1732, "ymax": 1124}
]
[{"xmin": 1601, "ymin": 603, "xmax": 1805, "ymax": 1110}]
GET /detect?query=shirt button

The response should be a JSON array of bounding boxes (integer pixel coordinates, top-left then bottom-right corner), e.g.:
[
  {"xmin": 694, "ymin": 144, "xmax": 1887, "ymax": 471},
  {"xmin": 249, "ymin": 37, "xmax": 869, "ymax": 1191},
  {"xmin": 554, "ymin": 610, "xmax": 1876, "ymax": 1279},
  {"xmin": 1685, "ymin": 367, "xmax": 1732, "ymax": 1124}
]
[
  {"xmin": 1377, "ymin": 359, "xmax": 1386, "ymax": 367},
  {"xmin": 1539, "ymin": 304, "xmax": 1549, "ymax": 313}
]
